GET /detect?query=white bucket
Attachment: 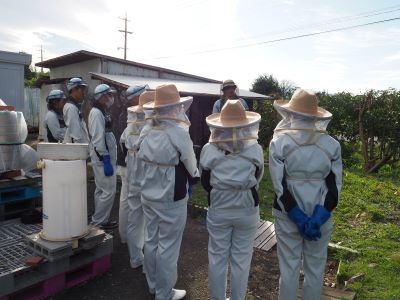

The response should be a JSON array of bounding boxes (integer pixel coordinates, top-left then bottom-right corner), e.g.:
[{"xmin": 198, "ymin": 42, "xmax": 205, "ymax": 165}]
[{"xmin": 41, "ymin": 159, "xmax": 88, "ymax": 241}]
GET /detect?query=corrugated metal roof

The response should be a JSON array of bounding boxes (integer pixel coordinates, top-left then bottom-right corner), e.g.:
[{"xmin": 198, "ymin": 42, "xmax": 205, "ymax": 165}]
[
  {"xmin": 35, "ymin": 50, "xmax": 221, "ymax": 84},
  {"xmin": 90, "ymin": 72, "xmax": 270, "ymax": 100}
]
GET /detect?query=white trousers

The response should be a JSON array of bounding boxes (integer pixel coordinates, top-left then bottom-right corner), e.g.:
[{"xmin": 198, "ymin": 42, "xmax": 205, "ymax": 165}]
[
  {"xmin": 126, "ymin": 153, "xmax": 145, "ymax": 267},
  {"xmin": 275, "ymin": 214, "xmax": 333, "ymax": 300},
  {"xmin": 90, "ymin": 161, "xmax": 117, "ymax": 226},
  {"xmin": 207, "ymin": 208, "xmax": 259, "ymax": 300},
  {"xmin": 117, "ymin": 166, "xmax": 129, "ymax": 243},
  {"xmin": 142, "ymin": 202, "xmax": 187, "ymax": 300}
]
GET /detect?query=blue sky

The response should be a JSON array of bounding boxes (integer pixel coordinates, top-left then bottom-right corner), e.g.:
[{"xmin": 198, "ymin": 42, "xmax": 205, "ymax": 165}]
[{"xmin": 1, "ymin": 0, "xmax": 400, "ymax": 93}]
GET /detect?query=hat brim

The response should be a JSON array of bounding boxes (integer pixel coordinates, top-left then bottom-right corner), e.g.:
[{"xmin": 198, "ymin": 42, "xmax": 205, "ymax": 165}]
[
  {"xmin": 222, "ymin": 84, "xmax": 237, "ymax": 90},
  {"xmin": 206, "ymin": 111, "xmax": 261, "ymax": 128},
  {"xmin": 128, "ymin": 105, "xmax": 144, "ymax": 113},
  {"xmin": 274, "ymin": 100, "xmax": 332, "ymax": 119},
  {"xmin": 143, "ymin": 96, "xmax": 193, "ymax": 109}
]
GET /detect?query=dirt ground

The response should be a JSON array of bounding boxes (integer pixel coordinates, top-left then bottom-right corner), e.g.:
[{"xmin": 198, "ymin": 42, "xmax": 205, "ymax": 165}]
[
  {"xmin": 51, "ymin": 180, "xmax": 338, "ymax": 300},
  {"xmin": 50, "ymin": 181, "xmax": 280, "ymax": 300}
]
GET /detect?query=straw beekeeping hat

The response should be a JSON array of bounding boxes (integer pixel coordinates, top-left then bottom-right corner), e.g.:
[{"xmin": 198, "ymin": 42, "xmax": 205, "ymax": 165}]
[
  {"xmin": 206, "ymin": 99, "xmax": 261, "ymax": 128},
  {"xmin": 143, "ymin": 84, "xmax": 192, "ymax": 109},
  {"xmin": 274, "ymin": 89, "xmax": 332, "ymax": 119},
  {"xmin": 128, "ymin": 91, "xmax": 155, "ymax": 113}
]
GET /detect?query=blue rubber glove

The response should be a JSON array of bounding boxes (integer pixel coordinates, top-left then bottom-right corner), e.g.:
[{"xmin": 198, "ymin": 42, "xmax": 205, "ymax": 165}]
[
  {"xmin": 306, "ymin": 204, "xmax": 331, "ymax": 237},
  {"xmin": 102, "ymin": 154, "xmax": 113, "ymax": 177},
  {"xmin": 287, "ymin": 206, "xmax": 312, "ymax": 240},
  {"xmin": 304, "ymin": 220, "xmax": 322, "ymax": 240}
]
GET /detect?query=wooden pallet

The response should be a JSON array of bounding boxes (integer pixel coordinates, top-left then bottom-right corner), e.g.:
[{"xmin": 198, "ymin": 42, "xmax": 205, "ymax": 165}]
[
  {"xmin": 0, "ymin": 255, "xmax": 111, "ymax": 300},
  {"xmin": 254, "ymin": 220, "xmax": 276, "ymax": 252}
]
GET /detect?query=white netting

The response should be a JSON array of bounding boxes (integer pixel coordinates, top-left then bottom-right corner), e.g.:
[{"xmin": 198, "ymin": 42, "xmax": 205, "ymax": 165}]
[
  {"xmin": 147, "ymin": 100, "xmax": 192, "ymax": 130},
  {"xmin": 273, "ymin": 103, "xmax": 332, "ymax": 141},
  {"xmin": 209, "ymin": 123, "xmax": 260, "ymax": 153}
]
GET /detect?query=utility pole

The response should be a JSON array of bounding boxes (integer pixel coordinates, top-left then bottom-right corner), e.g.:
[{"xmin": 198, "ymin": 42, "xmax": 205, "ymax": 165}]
[
  {"xmin": 118, "ymin": 12, "xmax": 132, "ymax": 60},
  {"xmin": 37, "ymin": 45, "xmax": 44, "ymax": 73}
]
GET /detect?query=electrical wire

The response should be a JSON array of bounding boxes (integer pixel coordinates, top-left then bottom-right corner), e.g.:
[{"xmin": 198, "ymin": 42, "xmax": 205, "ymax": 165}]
[{"xmin": 149, "ymin": 16, "xmax": 400, "ymax": 59}]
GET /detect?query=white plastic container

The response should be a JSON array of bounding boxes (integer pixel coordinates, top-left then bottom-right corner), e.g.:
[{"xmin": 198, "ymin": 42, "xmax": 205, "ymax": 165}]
[
  {"xmin": 41, "ymin": 159, "xmax": 88, "ymax": 241},
  {"xmin": 38, "ymin": 142, "xmax": 90, "ymax": 241}
]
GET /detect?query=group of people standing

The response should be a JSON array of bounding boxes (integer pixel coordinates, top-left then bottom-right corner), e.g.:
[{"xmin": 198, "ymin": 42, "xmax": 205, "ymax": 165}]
[{"xmin": 43, "ymin": 77, "xmax": 342, "ymax": 300}]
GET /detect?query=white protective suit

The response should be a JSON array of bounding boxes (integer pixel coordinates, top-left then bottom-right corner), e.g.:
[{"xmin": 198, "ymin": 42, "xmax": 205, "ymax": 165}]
[
  {"xmin": 200, "ymin": 131, "xmax": 264, "ymax": 300},
  {"xmin": 63, "ymin": 98, "xmax": 89, "ymax": 143},
  {"xmin": 116, "ymin": 162, "xmax": 128, "ymax": 243},
  {"xmin": 123, "ymin": 113, "xmax": 147, "ymax": 267},
  {"xmin": 269, "ymin": 113, "xmax": 342, "ymax": 300},
  {"xmin": 136, "ymin": 111, "xmax": 199, "ymax": 300},
  {"xmin": 88, "ymin": 106, "xmax": 117, "ymax": 226},
  {"xmin": 118, "ymin": 128, "xmax": 128, "ymax": 243},
  {"xmin": 43, "ymin": 110, "xmax": 66, "ymax": 142}
]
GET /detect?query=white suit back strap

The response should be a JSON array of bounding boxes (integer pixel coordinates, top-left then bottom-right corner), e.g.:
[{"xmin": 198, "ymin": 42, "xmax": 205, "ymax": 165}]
[
  {"xmin": 286, "ymin": 176, "xmax": 325, "ymax": 181},
  {"xmin": 141, "ymin": 158, "xmax": 175, "ymax": 168},
  {"xmin": 213, "ymin": 186, "xmax": 251, "ymax": 191},
  {"xmin": 283, "ymin": 132, "xmax": 332, "ymax": 160}
]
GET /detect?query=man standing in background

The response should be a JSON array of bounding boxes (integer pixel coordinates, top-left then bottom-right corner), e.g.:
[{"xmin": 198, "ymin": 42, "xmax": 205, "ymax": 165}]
[
  {"xmin": 63, "ymin": 77, "xmax": 90, "ymax": 143},
  {"xmin": 212, "ymin": 79, "xmax": 249, "ymax": 113}
]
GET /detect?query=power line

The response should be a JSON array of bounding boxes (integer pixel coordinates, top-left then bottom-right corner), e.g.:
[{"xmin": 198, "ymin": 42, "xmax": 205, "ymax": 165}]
[
  {"xmin": 232, "ymin": 5, "xmax": 400, "ymax": 44},
  {"xmin": 150, "ymin": 16, "xmax": 400, "ymax": 60}
]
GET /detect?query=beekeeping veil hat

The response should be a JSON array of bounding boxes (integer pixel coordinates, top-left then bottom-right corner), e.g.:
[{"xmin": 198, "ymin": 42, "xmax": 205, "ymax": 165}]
[
  {"xmin": 126, "ymin": 91, "xmax": 155, "ymax": 135},
  {"xmin": 206, "ymin": 100, "xmax": 261, "ymax": 153},
  {"xmin": 143, "ymin": 84, "xmax": 193, "ymax": 129},
  {"xmin": 273, "ymin": 89, "xmax": 332, "ymax": 140}
]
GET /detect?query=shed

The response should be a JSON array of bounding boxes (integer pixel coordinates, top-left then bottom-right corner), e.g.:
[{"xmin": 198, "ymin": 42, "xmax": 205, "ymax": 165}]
[
  {"xmin": 36, "ymin": 50, "xmax": 268, "ymax": 159},
  {"xmin": 0, "ymin": 50, "xmax": 31, "ymax": 111}
]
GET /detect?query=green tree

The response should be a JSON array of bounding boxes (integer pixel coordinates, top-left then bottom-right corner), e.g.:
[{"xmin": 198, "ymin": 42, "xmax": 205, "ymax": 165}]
[
  {"xmin": 24, "ymin": 64, "xmax": 49, "ymax": 87},
  {"xmin": 251, "ymin": 74, "xmax": 280, "ymax": 147},
  {"xmin": 251, "ymin": 74, "xmax": 280, "ymax": 98}
]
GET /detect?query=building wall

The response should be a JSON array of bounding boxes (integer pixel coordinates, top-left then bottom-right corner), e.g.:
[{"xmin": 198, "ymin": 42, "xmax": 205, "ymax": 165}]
[
  {"xmin": 0, "ymin": 62, "xmax": 25, "ymax": 111},
  {"xmin": 104, "ymin": 60, "xmax": 205, "ymax": 82},
  {"xmin": 50, "ymin": 59, "xmax": 101, "ymax": 92}
]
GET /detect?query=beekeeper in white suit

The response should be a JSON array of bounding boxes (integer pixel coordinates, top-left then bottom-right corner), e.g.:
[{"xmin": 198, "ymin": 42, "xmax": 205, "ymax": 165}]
[
  {"xmin": 135, "ymin": 84, "xmax": 199, "ymax": 300},
  {"xmin": 269, "ymin": 89, "xmax": 342, "ymax": 300},
  {"xmin": 63, "ymin": 77, "xmax": 89, "ymax": 143},
  {"xmin": 121, "ymin": 90, "xmax": 154, "ymax": 269},
  {"xmin": 89, "ymin": 84, "xmax": 118, "ymax": 230},
  {"xmin": 44, "ymin": 89, "xmax": 67, "ymax": 142},
  {"xmin": 118, "ymin": 85, "xmax": 148, "ymax": 244},
  {"xmin": 200, "ymin": 100, "xmax": 264, "ymax": 300}
]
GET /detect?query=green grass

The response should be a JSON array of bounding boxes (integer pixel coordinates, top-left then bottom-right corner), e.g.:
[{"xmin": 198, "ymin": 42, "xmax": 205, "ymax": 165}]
[{"xmin": 191, "ymin": 161, "xmax": 400, "ymax": 299}]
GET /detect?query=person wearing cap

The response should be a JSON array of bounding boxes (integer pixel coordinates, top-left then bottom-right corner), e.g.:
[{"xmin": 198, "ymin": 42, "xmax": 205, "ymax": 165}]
[
  {"xmin": 212, "ymin": 79, "xmax": 249, "ymax": 114},
  {"xmin": 122, "ymin": 90, "xmax": 154, "ymax": 269},
  {"xmin": 200, "ymin": 100, "xmax": 264, "ymax": 300},
  {"xmin": 89, "ymin": 84, "xmax": 118, "ymax": 230},
  {"xmin": 269, "ymin": 89, "xmax": 342, "ymax": 299},
  {"xmin": 43, "ymin": 89, "xmax": 67, "ymax": 142},
  {"xmin": 135, "ymin": 84, "xmax": 199, "ymax": 300},
  {"xmin": 117, "ymin": 85, "xmax": 148, "ymax": 244},
  {"xmin": 63, "ymin": 77, "xmax": 89, "ymax": 143}
]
